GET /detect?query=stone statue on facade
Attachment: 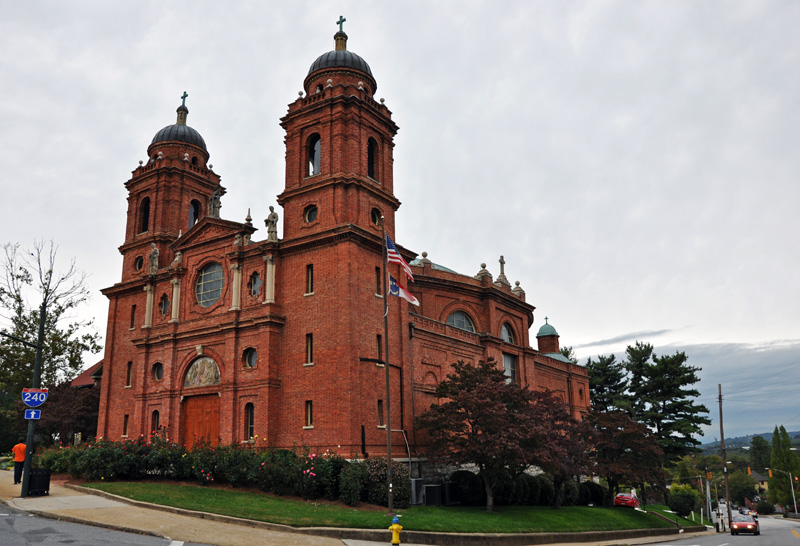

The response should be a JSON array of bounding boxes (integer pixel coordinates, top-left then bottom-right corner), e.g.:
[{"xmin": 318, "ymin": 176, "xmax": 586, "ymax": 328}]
[
  {"xmin": 148, "ymin": 243, "xmax": 159, "ymax": 274},
  {"xmin": 209, "ymin": 188, "xmax": 222, "ymax": 218},
  {"xmin": 265, "ymin": 206, "xmax": 279, "ymax": 242}
]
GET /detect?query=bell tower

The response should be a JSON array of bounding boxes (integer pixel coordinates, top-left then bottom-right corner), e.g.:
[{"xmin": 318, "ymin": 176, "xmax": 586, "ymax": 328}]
[
  {"xmin": 118, "ymin": 95, "xmax": 223, "ymax": 280},
  {"xmin": 273, "ymin": 24, "xmax": 410, "ymax": 454},
  {"xmin": 277, "ymin": 26, "xmax": 400, "ymax": 241}
]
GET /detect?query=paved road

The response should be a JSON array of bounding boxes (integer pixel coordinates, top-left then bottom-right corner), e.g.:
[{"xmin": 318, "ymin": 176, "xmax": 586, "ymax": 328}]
[
  {"xmin": 0, "ymin": 502, "xmax": 215, "ymax": 546},
  {"xmin": 639, "ymin": 515, "xmax": 800, "ymax": 546}
]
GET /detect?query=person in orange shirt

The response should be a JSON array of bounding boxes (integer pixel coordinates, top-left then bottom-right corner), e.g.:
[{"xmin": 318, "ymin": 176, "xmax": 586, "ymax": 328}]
[{"xmin": 11, "ymin": 437, "xmax": 26, "ymax": 484}]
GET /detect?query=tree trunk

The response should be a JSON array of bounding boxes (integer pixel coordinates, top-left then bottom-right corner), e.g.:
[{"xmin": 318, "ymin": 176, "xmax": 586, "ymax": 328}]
[{"xmin": 483, "ymin": 475, "xmax": 495, "ymax": 512}]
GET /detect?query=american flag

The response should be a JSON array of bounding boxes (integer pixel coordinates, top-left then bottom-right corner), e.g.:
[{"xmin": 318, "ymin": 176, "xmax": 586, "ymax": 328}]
[{"xmin": 386, "ymin": 234, "xmax": 413, "ymax": 281}]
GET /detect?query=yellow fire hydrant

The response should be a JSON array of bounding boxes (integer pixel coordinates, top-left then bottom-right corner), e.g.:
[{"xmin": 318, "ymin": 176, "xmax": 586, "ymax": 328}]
[{"xmin": 388, "ymin": 515, "xmax": 403, "ymax": 545}]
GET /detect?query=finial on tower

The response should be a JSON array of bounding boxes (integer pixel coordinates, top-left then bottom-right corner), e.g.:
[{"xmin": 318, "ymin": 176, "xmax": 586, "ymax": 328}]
[
  {"xmin": 334, "ymin": 15, "xmax": 348, "ymax": 51},
  {"xmin": 177, "ymin": 91, "xmax": 189, "ymax": 125}
]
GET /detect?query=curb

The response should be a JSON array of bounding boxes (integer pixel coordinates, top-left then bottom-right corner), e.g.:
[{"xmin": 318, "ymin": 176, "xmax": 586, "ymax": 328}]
[{"xmin": 63, "ymin": 484, "xmax": 711, "ymax": 546}]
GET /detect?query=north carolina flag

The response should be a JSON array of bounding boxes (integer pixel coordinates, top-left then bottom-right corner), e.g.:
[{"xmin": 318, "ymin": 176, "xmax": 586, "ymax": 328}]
[
  {"xmin": 386, "ymin": 234, "xmax": 414, "ymax": 281},
  {"xmin": 388, "ymin": 273, "xmax": 419, "ymax": 306}
]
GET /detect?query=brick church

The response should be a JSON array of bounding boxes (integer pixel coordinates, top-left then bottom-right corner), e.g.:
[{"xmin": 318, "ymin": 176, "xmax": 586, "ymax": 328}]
[{"xmin": 95, "ymin": 26, "xmax": 590, "ymax": 457}]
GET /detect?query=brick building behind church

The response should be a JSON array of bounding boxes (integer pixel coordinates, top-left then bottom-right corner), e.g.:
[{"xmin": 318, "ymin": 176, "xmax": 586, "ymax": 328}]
[{"xmin": 96, "ymin": 28, "xmax": 590, "ymax": 458}]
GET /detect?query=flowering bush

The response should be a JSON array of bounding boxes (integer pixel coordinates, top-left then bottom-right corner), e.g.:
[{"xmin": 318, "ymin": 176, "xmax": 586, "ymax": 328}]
[{"xmin": 37, "ymin": 439, "xmax": 410, "ymax": 507}]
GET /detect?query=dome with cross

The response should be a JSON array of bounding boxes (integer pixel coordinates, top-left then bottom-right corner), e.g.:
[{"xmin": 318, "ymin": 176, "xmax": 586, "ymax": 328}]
[
  {"xmin": 305, "ymin": 17, "xmax": 376, "ymax": 93},
  {"xmin": 149, "ymin": 94, "xmax": 207, "ymax": 154}
]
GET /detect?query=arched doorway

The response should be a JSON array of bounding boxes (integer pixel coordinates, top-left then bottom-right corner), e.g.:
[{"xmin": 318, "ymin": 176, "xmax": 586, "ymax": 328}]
[{"xmin": 180, "ymin": 356, "xmax": 221, "ymax": 448}]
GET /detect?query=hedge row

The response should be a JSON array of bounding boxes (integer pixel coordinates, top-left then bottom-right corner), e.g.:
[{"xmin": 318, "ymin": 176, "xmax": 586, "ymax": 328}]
[
  {"xmin": 37, "ymin": 437, "xmax": 411, "ymax": 508},
  {"xmin": 449, "ymin": 470, "xmax": 608, "ymax": 507}
]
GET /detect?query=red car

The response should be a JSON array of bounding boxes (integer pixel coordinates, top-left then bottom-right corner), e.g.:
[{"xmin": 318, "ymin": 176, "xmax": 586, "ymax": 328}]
[
  {"xmin": 730, "ymin": 515, "xmax": 760, "ymax": 535},
  {"xmin": 614, "ymin": 493, "xmax": 641, "ymax": 508}
]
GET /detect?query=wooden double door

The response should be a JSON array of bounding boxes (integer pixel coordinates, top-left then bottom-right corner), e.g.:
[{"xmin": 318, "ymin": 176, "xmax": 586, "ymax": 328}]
[{"xmin": 181, "ymin": 394, "xmax": 220, "ymax": 448}]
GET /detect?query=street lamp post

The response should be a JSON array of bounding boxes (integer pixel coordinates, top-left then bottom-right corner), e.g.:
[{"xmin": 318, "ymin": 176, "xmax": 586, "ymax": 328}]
[{"xmin": 767, "ymin": 467, "xmax": 798, "ymax": 515}]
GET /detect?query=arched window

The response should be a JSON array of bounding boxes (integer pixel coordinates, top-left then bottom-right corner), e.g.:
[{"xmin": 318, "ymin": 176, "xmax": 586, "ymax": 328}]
[
  {"xmin": 139, "ymin": 197, "xmax": 151, "ymax": 233},
  {"xmin": 152, "ymin": 362, "xmax": 163, "ymax": 381},
  {"xmin": 244, "ymin": 403, "xmax": 254, "ymax": 440},
  {"xmin": 151, "ymin": 410, "xmax": 160, "ymax": 436},
  {"xmin": 501, "ymin": 323, "xmax": 515, "ymax": 344},
  {"xmin": 370, "ymin": 208, "xmax": 381, "ymax": 227},
  {"xmin": 158, "ymin": 294, "xmax": 170, "ymax": 317},
  {"xmin": 308, "ymin": 134, "xmax": 321, "ymax": 176},
  {"xmin": 446, "ymin": 311, "xmax": 476, "ymax": 333},
  {"xmin": 189, "ymin": 199, "xmax": 201, "ymax": 228},
  {"xmin": 248, "ymin": 272, "xmax": 262, "ymax": 297},
  {"xmin": 191, "ymin": 156, "xmax": 198, "ymax": 165},
  {"xmin": 195, "ymin": 263, "xmax": 224, "ymax": 307},
  {"xmin": 367, "ymin": 138, "xmax": 378, "ymax": 180}
]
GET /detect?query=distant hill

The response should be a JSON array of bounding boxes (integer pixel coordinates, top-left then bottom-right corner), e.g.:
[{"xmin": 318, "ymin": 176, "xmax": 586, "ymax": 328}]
[{"xmin": 701, "ymin": 430, "xmax": 800, "ymax": 454}]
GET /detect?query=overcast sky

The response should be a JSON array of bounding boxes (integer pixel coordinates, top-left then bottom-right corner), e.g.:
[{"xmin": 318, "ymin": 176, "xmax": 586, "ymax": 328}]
[{"xmin": 2, "ymin": 2, "xmax": 798, "ymax": 441}]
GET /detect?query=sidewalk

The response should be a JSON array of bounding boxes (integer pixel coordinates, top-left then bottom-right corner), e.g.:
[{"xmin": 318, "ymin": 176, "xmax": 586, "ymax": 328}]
[{"xmin": 1, "ymin": 469, "xmax": 712, "ymax": 546}]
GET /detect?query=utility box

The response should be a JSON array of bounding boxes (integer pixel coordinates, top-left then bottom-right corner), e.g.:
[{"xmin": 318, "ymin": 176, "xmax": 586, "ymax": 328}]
[
  {"xmin": 424, "ymin": 484, "xmax": 442, "ymax": 506},
  {"xmin": 411, "ymin": 478, "xmax": 424, "ymax": 505},
  {"xmin": 443, "ymin": 481, "xmax": 460, "ymax": 505}
]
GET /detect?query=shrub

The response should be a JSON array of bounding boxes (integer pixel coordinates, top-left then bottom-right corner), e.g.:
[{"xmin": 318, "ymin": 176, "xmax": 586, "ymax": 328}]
[
  {"xmin": 668, "ymin": 484, "xmax": 700, "ymax": 517},
  {"xmin": 316, "ymin": 451, "xmax": 347, "ymax": 501},
  {"xmin": 560, "ymin": 479, "xmax": 580, "ymax": 506},
  {"xmin": 254, "ymin": 449, "xmax": 300, "ymax": 496},
  {"xmin": 534, "ymin": 474, "xmax": 555, "ymax": 506},
  {"xmin": 520, "ymin": 473, "xmax": 540, "ymax": 506},
  {"xmin": 578, "ymin": 482, "xmax": 592, "ymax": 506},
  {"xmin": 756, "ymin": 499, "xmax": 775, "ymax": 514},
  {"xmin": 581, "ymin": 481, "xmax": 607, "ymax": 506},
  {"xmin": 449, "ymin": 470, "xmax": 485, "ymax": 506},
  {"xmin": 339, "ymin": 460, "xmax": 367, "ymax": 506},
  {"xmin": 362, "ymin": 457, "xmax": 411, "ymax": 509}
]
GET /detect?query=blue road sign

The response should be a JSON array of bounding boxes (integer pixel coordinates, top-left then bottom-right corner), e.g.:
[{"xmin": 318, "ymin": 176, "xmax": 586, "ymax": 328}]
[
  {"xmin": 24, "ymin": 409, "xmax": 41, "ymax": 420},
  {"xmin": 22, "ymin": 388, "xmax": 48, "ymax": 408}
]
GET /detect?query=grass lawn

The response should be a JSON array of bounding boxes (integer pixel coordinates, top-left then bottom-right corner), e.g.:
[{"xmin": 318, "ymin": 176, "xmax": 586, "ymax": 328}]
[
  {"xmin": 645, "ymin": 504, "xmax": 712, "ymax": 527},
  {"xmin": 86, "ymin": 481, "xmax": 675, "ymax": 533}
]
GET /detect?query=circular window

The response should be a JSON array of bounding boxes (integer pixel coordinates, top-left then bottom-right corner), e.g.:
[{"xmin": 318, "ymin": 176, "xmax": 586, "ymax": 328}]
[
  {"xmin": 446, "ymin": 311, "xmax": 476, "ymax": 333},
  {"xmin": 243, "ymin": 348, "xmax": 257, "ymax": 368},
  {"xmin": 370, "ymin": 208, "xmax": 381, "ymax": 226},
  {"xmin": 196, "ymin": 263, "xmax": 224, "ymax": 307},
  {"xmin": 152, "ymin": 362, "xmax": 163, "ymax": 381},
  {"xmin": 134, "ymin": 256, "xmax": 144, "ymax": 271},
  {"xmin": 304, "ymin": 205, "xmax": 318, "ymax": 223}
]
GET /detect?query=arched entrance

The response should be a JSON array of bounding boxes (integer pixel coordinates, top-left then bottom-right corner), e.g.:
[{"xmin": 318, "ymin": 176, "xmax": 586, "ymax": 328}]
[{"xmin": 180, "ymin": 356, "xmax": 221, "ymax": 448}]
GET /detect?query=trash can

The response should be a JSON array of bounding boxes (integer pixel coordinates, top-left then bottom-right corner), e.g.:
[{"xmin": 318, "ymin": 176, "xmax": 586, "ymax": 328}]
[{"xmin": 28, "ymin": 468, "xmax": 51, "ymax": 496}]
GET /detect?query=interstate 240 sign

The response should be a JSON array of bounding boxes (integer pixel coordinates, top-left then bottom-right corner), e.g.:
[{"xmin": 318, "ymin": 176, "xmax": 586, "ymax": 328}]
[{"xmin": 22, "ymin": 388, "xmax": 48, "ymax": 408}]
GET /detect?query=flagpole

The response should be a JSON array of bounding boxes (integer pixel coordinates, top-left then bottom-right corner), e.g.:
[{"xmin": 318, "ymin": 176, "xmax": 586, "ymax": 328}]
[{"xmin": 381, "ymin": 216, "xmax": 394, "ymax": 515}]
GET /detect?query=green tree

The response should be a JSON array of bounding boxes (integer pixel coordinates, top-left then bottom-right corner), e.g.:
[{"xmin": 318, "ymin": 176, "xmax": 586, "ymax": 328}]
[
  {"xmin": 749, "ymin": 435, "xmax": 771, "ymax": 472},
  {"xmin": 623, "ymin": 341, "xmax": 653, "ymax": 421},
  {"xmin": 560, "ymin": 346, "xmax": 578, "ymax": 365},
  {"xmin": 36, "ymin": 379, "xmax": 101, "ymax": 446},
  {"xmin": 415, "ymin": 359, "xmax": 581, "ymax": 511},
  {"xmin": 0, "ymin": 242, "xmax": 101, "ymax": 443},
  {"xmin": 627, "ymin": 345, "xmax": 710, "ymax": 465},
  {"xmin": 728, "ymin": 470, "xmax": 757, "ymax": 506},
  {"xmin": 585, "ymin": 354, "xmax": 628, "ymax": 412},
  {"xmin": 767, "ymin": 425, "xmax": 800, "ymax": 508}
]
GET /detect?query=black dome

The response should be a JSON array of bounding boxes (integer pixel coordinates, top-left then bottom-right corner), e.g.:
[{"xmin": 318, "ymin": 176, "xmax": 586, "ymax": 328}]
[
  {"xmin": 307, "ymin": 49, "xmax": 373, "ymax": 79},
  {"xmin": 151, "ymin": 123, "xmax": 207, "ymax": 151}
]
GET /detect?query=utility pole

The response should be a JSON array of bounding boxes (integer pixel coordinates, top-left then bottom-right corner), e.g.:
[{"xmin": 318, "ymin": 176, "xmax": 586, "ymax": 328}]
[{"xmin": 718, "ymin": 384, "xmax": 732, "ymax": 530}]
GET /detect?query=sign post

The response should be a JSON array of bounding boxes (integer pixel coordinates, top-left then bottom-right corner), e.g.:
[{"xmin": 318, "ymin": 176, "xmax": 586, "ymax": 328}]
[{"xmin": 20, "ymin": 300, "xmax": 47, "ymax": 498}]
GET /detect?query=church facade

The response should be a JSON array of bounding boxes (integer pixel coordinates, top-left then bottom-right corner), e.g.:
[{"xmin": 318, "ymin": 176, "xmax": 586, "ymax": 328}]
[{"xmin": 96, "ymin": 28, "xmax": 590, "ymax": 457}]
